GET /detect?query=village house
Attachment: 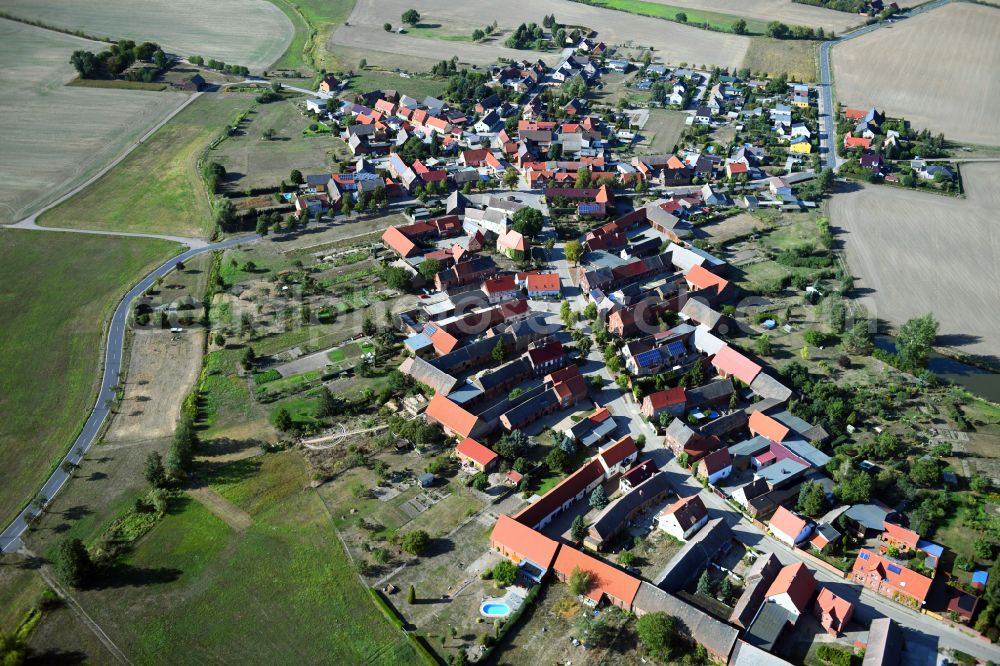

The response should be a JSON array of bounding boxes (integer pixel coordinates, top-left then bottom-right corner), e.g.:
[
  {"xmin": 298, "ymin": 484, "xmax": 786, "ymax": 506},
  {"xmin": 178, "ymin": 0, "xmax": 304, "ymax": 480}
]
[
  {"xmin": 489, "ymin": 514, "xmax": 560, "ymax": 584},
  {"xmin": 697, "ymin": 447, "xmax": 732, "ymax": 485},
  {"xmin": 553, "ymin": 546, "xmax": 641, "ymax": 609},
  {"xmin": 768, "ymin": 505, "xmax": 813, "ymax": 546},
  {"xmin": 481, "ymin": 274, "xmax": 520, "ymax": 304},
  {"xmin": 585, "ymin": 471, "xmax": 672, "ymax": 551},
  {"xmin": 619, "ymin": 459, "xmax": 658, "ymax": 492},
  {"xmin": 765, "ymin": 562, "xmax": 816, "ymax": 622},
  {"xmin": 814, "ymin": 587, "xmax": 854, "ymax": 636},
  {"xmin": 852, "ymin": 548, "xmax": 933, "ymax": 608},
  {"xmin": 525, "ymin": 273, "xmax": 561, "ymax": 299},
  {"xmin": 640, "ymin": 387, "xmax": 687, "ymax": 423},
  {"xmin": 657, "ymin": 494, "xmax": 709, "ymax": 541},
  {"xmin": 497, "ymin": 229, "xmax": 528, "ymax": 260},
  {"xmin": 454, "ymin": 437, "xmax": 498, "ymax": 473}
]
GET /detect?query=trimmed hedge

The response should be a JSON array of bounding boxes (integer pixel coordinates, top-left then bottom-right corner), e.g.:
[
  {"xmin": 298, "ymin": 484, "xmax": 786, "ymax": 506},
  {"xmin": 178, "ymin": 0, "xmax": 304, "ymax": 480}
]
[{"xmin": 367, "ymin": 588, "xmax": 405, "ymax": 630}]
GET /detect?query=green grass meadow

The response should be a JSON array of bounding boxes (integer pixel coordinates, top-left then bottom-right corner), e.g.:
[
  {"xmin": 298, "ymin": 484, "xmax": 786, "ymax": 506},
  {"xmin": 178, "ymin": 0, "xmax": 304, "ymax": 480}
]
[
  {"xmin": 0, "ymin": 229, "xmax": 179, "ymax": 524},
  {"xmin": 577, "ymin": 0, "xmax": 768, "ymax": 34}
]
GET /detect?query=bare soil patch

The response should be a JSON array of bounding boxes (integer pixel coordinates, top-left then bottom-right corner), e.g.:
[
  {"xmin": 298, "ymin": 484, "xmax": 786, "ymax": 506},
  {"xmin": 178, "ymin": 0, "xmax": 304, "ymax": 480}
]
[
  {"xmin": 339, "ymin": 0, "xmax": 750, "ymax": 70},
  {"xmin": 832, "ymin": 3, "xmax": 1000, "ymax": 145},
  {"xmin": 105, "ymin": 329, "xmax": 205, "ymax": 443},
  {"xmin": 829, "ymin": 162, "xmax": 1000, "ymax": 362}
]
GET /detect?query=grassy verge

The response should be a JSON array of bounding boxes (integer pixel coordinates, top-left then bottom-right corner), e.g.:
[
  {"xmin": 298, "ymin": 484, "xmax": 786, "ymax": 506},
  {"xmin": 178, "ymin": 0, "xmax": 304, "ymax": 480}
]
[
  {"xmin": 265, "ymin": 0, "xmax": 356, "ymax": 72},
  {"xmin": 38, "ymin": 94, "xmax": 251, "ymax": 238},
  {"xmin": 742, "ymin": 37, "xmax": 820, "ymax": 81},
  {"xmin": 568, "ymin": 0, "xmax": 768, "ymax": 34},
  {"xmin": 67, "ymin": 77, "xmax": 169, "ymax": 91},
  {"xmin": 0, "ymin": 229, "xmax": 179, "ymax": 526},
  {"xmin": 348, "ymin": 69, "xmax": 448, "ymax": 100}
]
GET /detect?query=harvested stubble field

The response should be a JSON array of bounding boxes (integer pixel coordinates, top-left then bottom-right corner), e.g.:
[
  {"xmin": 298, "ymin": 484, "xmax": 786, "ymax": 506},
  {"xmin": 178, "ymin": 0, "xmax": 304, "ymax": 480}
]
[
  {"xmin": 39, "ymin": 93, "xmax": 252, "ymax": 238},
  {"xmin": 829, "ymin": 162, "xmax": 1000, "ymax": 364},
  {"xmin": 0, "ymin": 229, "xmax": 179, "ymax": 527},
  {"xmin": 643, "ymin": 0, "xmax": 861, "ymax": 33},
  {"xmin": 1, "ymin": 0, "xmax": 293, "ymax": 71},
  {"xmin": 0, "ymin": 19, "xmax": 188, "ymax": 225},
  {"xmin": 742, "ymin": 36, "xmax": 819, "ymax": 81},
  {"xmin": 338, "ymin": 0, "xmax": 751, "ymax": 70},
  {"xmin": 832, "ymin": 2, "xmax": 1000, "ymax": 146}
]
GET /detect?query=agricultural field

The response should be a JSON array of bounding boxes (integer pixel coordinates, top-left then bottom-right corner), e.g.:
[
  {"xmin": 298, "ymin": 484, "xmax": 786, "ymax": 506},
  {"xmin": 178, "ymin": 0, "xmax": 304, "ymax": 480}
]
[
  {"xmin": 832, "ymin": 2, "xmax": 1000, "ymax": 145},
  {"xmin": 38, "ymin": 93, "xmax": 252, "ymax": 238},
  {"xmin": 1, "ymin": 0, "xmax": 293, "ymax": 71},
  {"xmin": 631, "ymin": 109, "xmax": 688, "ymax": 155},
  {"xmin": 0, "ymin": 19, "xmax": 189, "ymax": 225},
  {"xmin": 829, "ymin": 162, "xmax": 1000, "ymax": 363},
  {"xmin": 212, "ymin": 99, "xmax": 349, "ymax": 191},
  {"xmin": 0, "ymin": 229, "xmax": 179, "ymax": 529},
  {"xmin": 26, "ymin": 451, "xmax": 416, "ymax": 664},
  {"xmin": 742, "ymin": 36, "xmax": 819, "ymax": 81},
  {"xmin": 339, "ymin": 0, "xmax": 751, "ymax": 70},
  {"xmin": 646, "ymin": 0, "xmax": 861, "ymax": 33}
]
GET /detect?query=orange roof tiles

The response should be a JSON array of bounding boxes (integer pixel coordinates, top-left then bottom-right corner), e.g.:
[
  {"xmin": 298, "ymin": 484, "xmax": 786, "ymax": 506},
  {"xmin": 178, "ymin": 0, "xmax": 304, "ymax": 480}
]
[
  {"xmin": 748, "ymin": 411, "xmax": 791, "ymax": 443},
  {"xmin": 491, "ymin": 514, "xmax": 560, "ymax": 570},
  {"xmin": 882, "ymin": 522, "xmax": 920, "ymax": 549},
  {"xmin": 483, "ymin": 274, "xmax": 517, "ymax": 295},
  {"xmin": 852, "ymin": 549, "xmax": 933, "ymax": 604},
  {"xmin": 553, "ymin": 546, "xmax": 641, "ymax": 606},
  {"xmin": 513, "ymin": 459, "xmax": 605, "ymax": 529},
  {"xmin": 685, "ymin": 264, "xmax": 730, "ymax": 295},
  {"xmin": 599, "ymin": 436, "xmax": 638, "ymax": 469},
  {"xmin": 816, "ymin": 587, "xmax": 853, "ymax": 620},
  {"xmin": 456, "ymin": 437, "xmax": 498, "ymax": 468},
  {"xmin": 769, "ymin": 506, "xmax": 809, "ymax": 542},
  {"xmin": 645, "ymin": 387, "xmax": 687, "ymax": 410},
  {"xmin": 382, "ymin": 226, "xmax": 418, "ymax": 258},
  {"xmin": 498, "ymin": 229, "xmax": 527, "ymax": 252},
  {"xmin": 425, "ymin": 393, "xmax": 481, "ymax": 439},
  {"xmin": 766, "ymin": 562, "xmax": 816, "ymax": 614},
  {"xmin": 430, "ymin": 327, "xmax": 460, "ymax": 355},
  {"xmin": 526, "ymin": 273, "xmax": 560, "ymax": 293},
  {"xmin": 711, "ymin": 345, "xmax": 762, "ymax": 385}
]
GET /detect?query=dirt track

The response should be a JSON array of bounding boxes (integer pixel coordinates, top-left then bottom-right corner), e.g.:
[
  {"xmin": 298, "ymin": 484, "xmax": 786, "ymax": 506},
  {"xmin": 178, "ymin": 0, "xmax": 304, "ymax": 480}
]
[
  {"xmin": 832, "ymin": 3, "xmax": 1000, "ymax": 145},
  {"xmin": 830, "ymin": 162, "xmax": 1000, "ymax": 362},
  {"xmin": 335, "ymin": 0, "xmax": 750, "ymax": 70}
]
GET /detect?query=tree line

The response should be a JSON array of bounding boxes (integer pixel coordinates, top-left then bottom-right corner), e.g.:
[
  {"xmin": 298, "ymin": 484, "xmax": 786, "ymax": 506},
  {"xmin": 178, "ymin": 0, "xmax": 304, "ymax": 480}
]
[{"xmin": 70, "ymin": 39, "xmax": 168, "ymax": 81}]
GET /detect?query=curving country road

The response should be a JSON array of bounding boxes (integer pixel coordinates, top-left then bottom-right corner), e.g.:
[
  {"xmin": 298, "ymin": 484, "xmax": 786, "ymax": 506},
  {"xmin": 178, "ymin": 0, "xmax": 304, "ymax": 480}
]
[
  {"xmin": 0, "ymin": 232, "xmax": 258, "ymax": 553},
  {"xmin": 816, "ymin": 0, "xmax": 953, "ymax": 171}
]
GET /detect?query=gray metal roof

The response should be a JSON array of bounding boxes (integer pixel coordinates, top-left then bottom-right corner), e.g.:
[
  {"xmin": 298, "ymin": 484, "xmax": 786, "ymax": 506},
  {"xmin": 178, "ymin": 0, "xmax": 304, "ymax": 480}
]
[
  {"xmin": 633, "ymin": 582, "xmax": 739, "ymax": 659},
  {"xmin": 745, "ymin": 601, "xmax": 795, "ymax": 651},
  {"xmin": 655, "ymin": 517, "xmax": 732, "ymax": 592}
]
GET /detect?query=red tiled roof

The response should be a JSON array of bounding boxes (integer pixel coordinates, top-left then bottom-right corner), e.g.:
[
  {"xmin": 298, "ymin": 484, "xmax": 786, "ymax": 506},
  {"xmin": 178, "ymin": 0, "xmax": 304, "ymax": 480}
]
[
  {"xmin": 589, "ymin": 407, "xmax": 611, "ymax": 424},
  {"xmin": 727, "ymin": 162, "xmax": 748, "ymax": 174},
  {"xmin": 382, "ymin": 226, "xmax": 418, "ymax": 258},
  {"xmin": 526, "ymin": 273, "xmax": 561, "ymax": 293},
  {"xmin": 462, "ymin": 148, "xmax": 490, "ymax": 164},
  {"xmin": 882, "ymin": 522, "xmax": 920, "ymax": 549},
  {"xmin": 513, "ymin": 459, "xmax": 605, "ymax": 528},
  {"xmin": 769, "ymin": 506, "xmax": 809, "ymax": 542},
  {"xmin": 852, "ymin": 549, "xmax": 933, "ymax": 604},
  {"xmin": 766, "ymin": 562, "xmax": 816, "ymax": 614},
  {"xmin": 527, "ymin": 341, "xmax": 565, "ymax": 367},
  {"xmin": 425, "ymin": 393, "xmax": 480, "ymax": 438},
  {"xmin": 483, "ymin": 274, "xmax": 517, "ymax": 294},
  {"xmin": 456, "ymin": 437, "xmax": 498, "ymax": 468},
  {"xmin": 844, "ymin": 108, "xmax": 867, "ymax": 120},
  {"xmin": 816, "ymin": 587, "xmax": 853, "ymax": 621},
  {"xmin": 844, "ymin": 135, "xmax": 872, "ymax": 150},
  {"xmin": 711, "ymin": 345, "xmax": 762, "ymax": 385},
  {"xmin": 748, "ymin": 411, "xmax": 790, "ymax": 442},
  {"xmin": 686, "ymin": 264, "xmax": 730, "ymax": 295},
  {"xmin": 553, "ymin": 546, "xmax": 641, "ymax": 605},
  {"xmin": 645, "ymin": 387, "xmax": 687, "ymax": 410},
  {"xmin": 500, "ymin": 299, "xmax": 529, "ymax": 318},
  {"xmin": 430, "ymin": 327, "xmax": 460, "ymax": 355},
  {"xmin": 491, "ymin": 514, "xmax": 560, "ymax": 570},
  {"xmin": 658, "ymin": 493, "xmax": 707, "ymax": 531},
  {"xmin": 599, "ymin": 436, "xmax": 638, "ymax": 468},
  {"xmin": 698, "ymin": 447, "xmax": 731, "ymax": 475},
  {"xmin": 498, "ymin": 229, "xmax": 527, "ymax": 252}
]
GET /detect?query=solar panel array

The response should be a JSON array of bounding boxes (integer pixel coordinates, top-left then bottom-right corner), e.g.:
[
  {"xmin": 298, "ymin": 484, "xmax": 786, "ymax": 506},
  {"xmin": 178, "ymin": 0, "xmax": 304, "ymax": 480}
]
[
  {"xmin": 635, "ymin": 349, "xmax": 663, "ymax": 368},
  {"xmin": 423, "ymin": 323, "xmax": 438, "ymax": 336},
  {"xmin": 666, "ymin": 341, "xmax": 687, "ymax": 357},
  {"xmin": 887, "ymin": 564, "xmax": 902, "ymax": 574},
  {"xmin": 859, "ymin": 551, "xmax": 869, "ymax": 560}
]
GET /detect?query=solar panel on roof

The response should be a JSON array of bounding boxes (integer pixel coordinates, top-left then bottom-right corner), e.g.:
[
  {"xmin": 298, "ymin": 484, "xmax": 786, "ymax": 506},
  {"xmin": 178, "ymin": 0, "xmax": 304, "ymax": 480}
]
[
  {"xmin": 859, "ymin": 552, "xmax": 869, "ymax": 560},
  {"xmin": 666, "ymin": 341, "xmax": 686, "ymax": 357},
  {"xmin": 423, "ymin": 323, "xmax": 438, "ymax": 336},
  {"xmin": 635, "ymin": 350, "xmax": 662, "ymax": 368},
  {"xmin": 887, "ymin": 564, "xmax": 901, "ymax": 574}
]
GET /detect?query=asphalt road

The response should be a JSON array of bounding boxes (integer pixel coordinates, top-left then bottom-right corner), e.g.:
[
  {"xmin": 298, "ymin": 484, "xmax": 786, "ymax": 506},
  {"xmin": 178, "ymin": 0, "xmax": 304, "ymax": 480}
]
[
  {"xmin": 0, "ymin": 233, "xmax": 257, "ymax": 553},
  {"xmin": 817, "ymin": 0, "xmax": 953, "ymax": 171}
]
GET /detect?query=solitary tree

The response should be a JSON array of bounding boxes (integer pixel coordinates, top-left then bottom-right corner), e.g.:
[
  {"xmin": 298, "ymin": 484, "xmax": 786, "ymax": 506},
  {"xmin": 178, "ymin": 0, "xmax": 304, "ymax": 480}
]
[
  {"xmin": 636, "ymin": 612, "xmax": 678, "ymax": 662},
  {"xmin": 491, "ymin": 340, "xmax": 506, "ymax": 363},
  {"xmin": 696, "ymin": 569, "xmax": 713, "ymax": 596},
  {"xmin": 511, "ymin": 206, "xmax": 543, "ymax": 238},
  {"xmin": 290, "ymin": 169, "xmax": 304, "ymax": 185},
  {"xmin": 493, "ymin": 559, "xmax": 518, "ymax": 587},
  {"xmin": 384, "ymin": 22, "xmax": 392, "ymax": 32},
  {"xmin": 315, "ymin": 387, "xmax": 338, "ymax": 419},
  {"xmin": 896, "ymin": 313, "xmax": 938, "ymax": 369},
  {"xmin": 401, "ymin": 9, "xmax": 421, "ymax": 25},
  {"xmin": 53, "ymin": 538, "xmax": 93, "ymax": 588},
  {"xmin": 273, "ymin": 407, "xmax": 293, "ymax": 432},
  {"xmin": 144, "ymin": 452, "xmax": 166, "ymax": 488},
  {"xmin": 571, "ymin": 514, "xmax": 587, "ymax": 542},
  {"xmin": 402, "ymin": 529, "xmax": 430, "ymax": 555},
  {"xmin": 568, "ymin": 565, "xmax": 594, "ymax": 595},
  {"xmin": 408, "ymin": 584, "xmax": 416, "ymax": 604},
  {"xmin": 564, "ymin": 239, "xmax": 583, "ymax": 266},
  {"xmin": 589, "ymin": 485, "xmax": 608, "ymax": 509},
  {"xmin": 733, "ymin": 18, "xmax": 747, "ymax": 34}
]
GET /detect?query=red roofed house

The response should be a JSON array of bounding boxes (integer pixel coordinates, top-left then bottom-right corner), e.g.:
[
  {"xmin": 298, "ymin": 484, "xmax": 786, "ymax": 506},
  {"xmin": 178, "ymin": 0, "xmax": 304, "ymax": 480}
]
[
  {"xmin": 685, "ymin": 264, "xmax": 731, "ymax": 302},
  {"xmin": 640, "ymin": 387, "xmax": 687, "ymax": 422},
  {"xmin": 697, "ymin": 447, "xmax": 732, "ymax": 485},
  {"xmin": 526, "ymin": 340, "xmax": 567, "ymax": 374},
  {"xmin": 881, "ymin": 522, "xmax": 920, "ymax": 553},
  {"xmin": 657, "ymin": 494, "xmax": 708, "ymax": 541},
  {"xmin": 766, "ymin": 562, "xmax": 816, "ymax": 621},
  {"xmin": 455, "ymin": 437, "xmax": 498, "ymax": 473},
  {"xmin": 497, "ymin": 229, "xmax": 528, "ymax": 260},
  {"xmin": 547, "ymin": 364, "xmax": 588, "ymax": 408},
  {"xmin": 769, "ymin": 506, "xmax": 813, "ymax": 546},
  {"xmin": 318, "ymin": 75, "xmax": 340, "ymax": 93},
  {"xmin": 725, "ymin": 162, "xmax": 748, "ymax": 178},
  {"xmin": 460, "ymin": 148, "xmax": 490, "ymax": 167},
  {"xmin": 525, "ymin": 273, "xmax": 561, "ymax": 299},
  {"xmin": 381, "ymin": 225, "xmax": 420, "ymax": 258},
  {"xmin": 514, "ymin": 459, "xmax": 606, "ymax": 529},
  {"xmin": 748, "ymin": 410, "xmax": 791, "ymax": 443},
  {"xmin": 490, "ymin": 514, "xmax": 560, "ymax": 583},
  {"xmin": 481, "ymin": 274, "xmax": 520, "ymax": 304},
  {"xmin": 619, "ymin": 459, "xmax": 658, "ymax": 492},
  {"xmin": 429, "ymin": 326, "xmax": 460, "ymax": 356},
  {"xmin": 844, "ymin": 135, "xmax": 873, "ymax": 151},
  {"xmin": 852, "ymin": 548, "xmax": 933, "ymax": 608},
  {"xmin": 553, "ymin": 546, "xmax": 641, "ymax": 609},
  {"xmin": 843, "ymin": 108, "xmax": 867, "ymax": 121},
  {"xmin": 711, "ymin": 345, "xmax": 762, "ymax": 385},
  {"xmin": 814, "ymin": 587, "xmax": 854, "ymax": 636},
  {"xmin": 597, "ymin": 436, "xmax": 639, "ymax": 477},
  {"xmin": 425, "ymin": 393, "xmax": 487, "ymax": 439}
]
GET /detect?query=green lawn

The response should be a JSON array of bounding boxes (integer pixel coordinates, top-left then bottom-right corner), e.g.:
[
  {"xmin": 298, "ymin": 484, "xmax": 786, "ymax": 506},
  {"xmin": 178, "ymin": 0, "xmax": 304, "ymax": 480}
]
[
  {"xmin": 572, "ymin": 0, "xmax": 768, "ymax": 34},
  {"xmin": 38, "ymin": 94, "xmax": 252, "ymax": 238},
  {"xmin": 265, "ymin": 0, "xmax": 356, "ymax": 72},
  {"xmin": 67, "ymin": 451, "xmax": 415, "ymax": 664},
  {"xmin": 405, "ymin": 24, "xmax": 474, "ymax": 42},
  {"xmin": 0, "ymin": 229, "xmax": 179, "ymax": 525},
  {"xmin": 742, "ymin": 37, "xmax": 819, "ymax": 82},
  {"xmin": 348, "ymin": 69, "xmax": 448, "ymax": 100}
]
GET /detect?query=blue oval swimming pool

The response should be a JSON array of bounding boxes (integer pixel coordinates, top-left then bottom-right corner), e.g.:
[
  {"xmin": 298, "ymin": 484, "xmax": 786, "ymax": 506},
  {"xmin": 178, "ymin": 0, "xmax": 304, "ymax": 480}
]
[{"xmin": 481, "ymin": 602, "xmax": 511, "ymax": 618}]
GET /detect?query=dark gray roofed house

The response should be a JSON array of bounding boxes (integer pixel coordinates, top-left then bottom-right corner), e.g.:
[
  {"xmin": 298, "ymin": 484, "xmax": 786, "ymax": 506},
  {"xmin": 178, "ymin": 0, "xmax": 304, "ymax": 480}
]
[
  {"xmin": 730, "ymin": 553, "xmax": 782, "ymax": 629},
  {"xmin": 632, "ymin": 582, "xmax": 739, "ymax": 662},
  {"xmin": 686, "ymin": 378, "xmax": 734, "ymax": 408},
  {"xmin": 585, "ymin": 472, "xmax": 674, "ymax": 550},
  {"xmin": 863, "ymin": 618, "xmax": 902, "ymax": 666},
  {"xmin": 745, "ymin": 602, "xmax": 796, "ymax": 651},
  {"xmin": 399, "ymin": 356, "xmax": 458, "ymax": 395},
  {"xmin": 655, "ymin": 517, "xmax": 732, "ymax": 591}
]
